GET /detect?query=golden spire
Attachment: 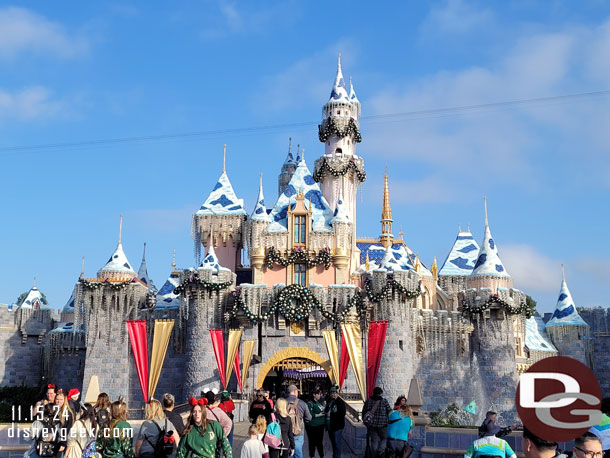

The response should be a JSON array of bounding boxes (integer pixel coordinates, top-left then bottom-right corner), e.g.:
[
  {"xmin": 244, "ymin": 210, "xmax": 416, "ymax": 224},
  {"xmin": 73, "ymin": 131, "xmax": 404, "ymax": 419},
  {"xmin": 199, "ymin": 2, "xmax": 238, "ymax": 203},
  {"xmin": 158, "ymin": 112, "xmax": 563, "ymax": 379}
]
[
  {"xmin": 380, "ymin": 168, "xmax": 393, "ymax": 248},
  {"xmin": 415, "ymin": 255, "xmax": 421, "ymax": 273},
  {"xmin": 365, "ymin": 251, "xmax": 370, "ymax": 270},
  {"xmin": 431, "ymin": 256, "xmax": 438, "ymax": 280}
]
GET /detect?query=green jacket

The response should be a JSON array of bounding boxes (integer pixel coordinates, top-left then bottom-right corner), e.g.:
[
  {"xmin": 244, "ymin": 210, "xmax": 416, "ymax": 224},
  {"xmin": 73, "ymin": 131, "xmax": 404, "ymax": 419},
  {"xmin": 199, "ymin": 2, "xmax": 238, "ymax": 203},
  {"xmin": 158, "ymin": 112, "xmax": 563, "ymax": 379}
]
[
  {"xmin": 96, "ymin": 420, "xmax": 135, "ymax": 458},
  {"xmin": 307, "ymin": 400, "xmax": 325, "ymax": 427},
  {"xmin": 176, "ymin": 422, "xmax": 232, "ymax": 458}
]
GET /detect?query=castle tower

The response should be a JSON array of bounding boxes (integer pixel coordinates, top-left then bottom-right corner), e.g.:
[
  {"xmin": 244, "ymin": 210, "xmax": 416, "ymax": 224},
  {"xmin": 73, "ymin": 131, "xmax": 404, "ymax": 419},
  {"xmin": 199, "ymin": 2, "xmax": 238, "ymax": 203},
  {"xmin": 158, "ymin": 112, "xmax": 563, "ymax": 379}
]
[
  {"xmin": 438, "ymin": 225, "xmax": 480, "ymax": 294},
  {"xmin": 380, "ymin": 172, "xmax": 393, "ymax": 248},
  {"xmin": 192, "ymin": 145, "xmax": 248, "ymax": 271},
  {"xmin": 314, "ymin": 55, "xmax": 366, "ymax": 270},
  {"xmin": 183, "ymin": 238, "xmax": 235, "ymax": 398},
  {"xmin": 155, "ymin": 252, "xmax": 181, "ymax": 310},
  {"xmin": 137, "ymin": 243, "xmax": 155, "ymax": 293},
  {"xmin": 248, "ymin": 174, "xmax": 271, "ymax": 284},
  {"xmin": 468, "ymin": 198, "xmax": 512, "ymax": 291},
  {"xmin": 278, "ymin": 138, "xmax": 297, "ymax": 196},
  {"xmin": 331, "ymin": 191, "xmax": 352, "ymax": 284},
  {"xmin": 78, "ymin": 216, "xmax": 149, "ymax": 403},
  {"xmin": 545, "ymin": 266, "xmax": 591, "ymax": 366}
]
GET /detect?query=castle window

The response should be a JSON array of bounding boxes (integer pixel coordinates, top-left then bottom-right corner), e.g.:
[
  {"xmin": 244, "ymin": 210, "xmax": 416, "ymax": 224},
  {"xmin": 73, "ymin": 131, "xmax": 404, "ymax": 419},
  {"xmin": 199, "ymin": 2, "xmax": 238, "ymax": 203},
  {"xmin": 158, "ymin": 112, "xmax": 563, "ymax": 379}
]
[
  {"xmin": 335, "ymin": 147, "xmax": 343, "ymax": 156},
  {"xmin": 294, "ymin": 263, "xmax": 306, "ymax": 285},
  {"xmin": 293, "ymin": 215, "xmax": 306, "ymax": 244}
]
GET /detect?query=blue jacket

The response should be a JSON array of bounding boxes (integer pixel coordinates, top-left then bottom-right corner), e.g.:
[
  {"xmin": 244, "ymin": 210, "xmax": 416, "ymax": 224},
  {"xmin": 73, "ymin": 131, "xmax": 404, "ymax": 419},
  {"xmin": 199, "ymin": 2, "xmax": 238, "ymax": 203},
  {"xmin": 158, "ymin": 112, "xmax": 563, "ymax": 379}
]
[{"xmin": 387, "ymin": 411, "xmax": 413, "ymax": 441}]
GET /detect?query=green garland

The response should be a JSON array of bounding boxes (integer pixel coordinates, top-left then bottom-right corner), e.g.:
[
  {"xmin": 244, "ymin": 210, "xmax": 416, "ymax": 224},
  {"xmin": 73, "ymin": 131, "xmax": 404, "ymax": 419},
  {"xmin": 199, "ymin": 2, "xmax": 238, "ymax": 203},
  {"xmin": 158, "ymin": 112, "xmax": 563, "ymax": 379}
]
[
  {"xmin": 461, "ymin": 294, "xmax": 534, "ymax": 319},
  {"xmin": 79, "ymin": 278, "xmax": 134, "ymax": 290},
  {"xmin": 230, "ymin": 278, "xmax": 420, "ymax": 324},
  {"xmin": 265, "ymin": 247, "xmax": 332, "ymax": 270},
  {"xmin": 173, "ymin": 274, "xmax": 232, "ymax": 295},
  {"xmin": 312, "ymin": 158, "xmax": 366, "ymax": 183},
  {"xmin": 318, "ymin": 117, "xmax": 362, "ymax": 143}
]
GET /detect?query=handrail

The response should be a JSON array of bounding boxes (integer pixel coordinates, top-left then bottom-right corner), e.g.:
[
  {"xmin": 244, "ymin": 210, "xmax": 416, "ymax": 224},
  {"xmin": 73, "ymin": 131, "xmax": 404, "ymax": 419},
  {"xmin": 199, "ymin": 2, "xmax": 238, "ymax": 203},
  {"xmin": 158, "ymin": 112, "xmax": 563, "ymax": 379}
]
[{"xmin": 343, "ymin": 396, "xmax": 361, "ymax": 422}]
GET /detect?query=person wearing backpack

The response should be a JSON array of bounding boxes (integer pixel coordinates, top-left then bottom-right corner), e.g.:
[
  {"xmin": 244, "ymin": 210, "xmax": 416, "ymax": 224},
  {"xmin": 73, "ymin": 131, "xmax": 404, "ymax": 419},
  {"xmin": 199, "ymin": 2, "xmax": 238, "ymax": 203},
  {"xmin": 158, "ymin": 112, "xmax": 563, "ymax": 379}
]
[
  {"xmin": 28, "ymin": 403, "xmax": 60, "ymax": 458},
  {"xmin": 94, "ymin": 393, "xmax": 111, "ymax": 432},
  {"xmin": 362, "ymin": 387, "xmax": 391, "ymax": 458},
  {"xmin": 96, "ymin": 400, "xmax": 135, "ymax": 458},
  {"xmin": 267, "ymin": 398, "xmax": 294, "ymax": 458},
  {"xmin": 285, "ymin": 385, "xmax": 311, "ymax": 458},
  {"xmin": 136, "ymin": 400, "xmax": 179, "ymax": 458},
  {"xmin": 65, "ymin": 404, "xmax": 98, "ymax": 458}
]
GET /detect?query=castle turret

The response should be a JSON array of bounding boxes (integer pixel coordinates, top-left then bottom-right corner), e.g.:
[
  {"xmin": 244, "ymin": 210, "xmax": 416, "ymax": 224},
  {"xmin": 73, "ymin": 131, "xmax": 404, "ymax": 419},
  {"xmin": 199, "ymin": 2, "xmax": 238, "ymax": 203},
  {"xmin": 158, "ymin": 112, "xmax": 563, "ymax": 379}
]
[
  {"xmin": 468, "ymin": 198, "xmax": 512, "ymax": 291},
  {"xmin": 192, "ymin": 145, "xmax": 248, "ymax": 271},
  {"xmin": 380, "ymin": 172, "xmax": 393, "ymax": 248},
  {"xmin": 314, "ymin": 55, "xmax": 365, "ymax": 270},
  {"xmin": 545, "ymin": 266, "xmax": 591, "ymax": 366},
  {"xmin": 137, "ymin": 243, "xmax": 155, "ymax": 293},
  {"xmin": 438, "ymin": 225, "xmax": 480, "ymax": 294},
  {"xmin": 248, "ymin": 174, "xmax": 271, "ymax": 283},
  {"xmin": 331, "ymin": 191, "xmax": 352, "ymax": 284},
  {"xmin": 278, "ymin": 138, "xmax": 297, "ymax": 196},
  {"xmin": 97, "ymin": 215, "xmax": 137, "ymax": 281}
]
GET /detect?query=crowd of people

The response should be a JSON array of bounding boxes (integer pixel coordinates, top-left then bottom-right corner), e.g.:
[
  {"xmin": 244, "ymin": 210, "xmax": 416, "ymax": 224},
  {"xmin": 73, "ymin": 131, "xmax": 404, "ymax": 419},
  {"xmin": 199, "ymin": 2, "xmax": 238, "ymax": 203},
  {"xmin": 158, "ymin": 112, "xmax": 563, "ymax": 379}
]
[{"xmin": 23, "ymin": 383, "xmax": 610, "ymax": 458}]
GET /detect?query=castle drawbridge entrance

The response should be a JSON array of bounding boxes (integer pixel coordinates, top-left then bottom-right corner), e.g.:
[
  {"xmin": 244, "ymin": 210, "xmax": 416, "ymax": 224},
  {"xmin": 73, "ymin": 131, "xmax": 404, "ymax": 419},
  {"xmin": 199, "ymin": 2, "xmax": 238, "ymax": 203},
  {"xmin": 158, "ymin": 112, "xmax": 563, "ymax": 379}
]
[{"xmin": 257, "ymin": 347, "xmax": 333, "ymax": 399}]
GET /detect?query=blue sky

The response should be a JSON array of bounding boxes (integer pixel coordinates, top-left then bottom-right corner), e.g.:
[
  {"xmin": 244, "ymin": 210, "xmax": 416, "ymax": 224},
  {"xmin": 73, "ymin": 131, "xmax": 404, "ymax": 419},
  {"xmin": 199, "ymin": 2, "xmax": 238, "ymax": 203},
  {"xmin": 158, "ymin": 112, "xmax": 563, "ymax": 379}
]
[{"xmin": 1, "ymin": 1, "xmax": 609, "ymax": 313}]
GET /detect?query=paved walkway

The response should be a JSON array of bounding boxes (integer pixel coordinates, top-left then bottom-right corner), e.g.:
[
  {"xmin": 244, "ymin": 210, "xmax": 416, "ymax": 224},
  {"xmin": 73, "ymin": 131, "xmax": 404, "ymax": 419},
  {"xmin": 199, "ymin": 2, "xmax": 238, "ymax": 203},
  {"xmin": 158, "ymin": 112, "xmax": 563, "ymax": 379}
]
[{"xmin": 231, "ymin": 421, "xmax": 357, "ymax": 457}]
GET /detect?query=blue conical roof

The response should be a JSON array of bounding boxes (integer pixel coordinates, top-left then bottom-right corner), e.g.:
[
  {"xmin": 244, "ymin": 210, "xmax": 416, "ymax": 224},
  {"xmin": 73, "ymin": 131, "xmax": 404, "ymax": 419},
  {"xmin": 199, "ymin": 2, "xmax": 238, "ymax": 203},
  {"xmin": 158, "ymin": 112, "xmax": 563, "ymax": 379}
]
[
  {"xmin": 439, "ymin": 229, "xmax": 480, "ymax": 276},
  {"xmin": 326, "ymin": 55, "xmax": 350, "ymax": 105},
  {"xmin": 471, "ymin": 210, "xmax": 509, "ymax": 277},
  {"xmin": 196, "ymin": 171, "xmax": 247, "ymax": 216},
  {"xmin": 155, "ymin": 272, "xmax": 180, "ymax": 310},
  {"xmin": 198, "ymin": 238, "xmax": 230, "ymax": 272},
  {"xmin": 546, "ymin": 270, "xmax": 587, "ymax": 327},
  {"xmin": 251, "ymin": 175, "xmax": 271, "ymax": 223},
  {"xmin": 526, "ymin": 316, "xmax": 557, "ymax": 352},
  {"xmin": 137, "ymin": 243, "xmax": 155, "ymax": 290},
  {"xmin": 267, "ymin": 158, "xmax": 333, "ymax": 233}
]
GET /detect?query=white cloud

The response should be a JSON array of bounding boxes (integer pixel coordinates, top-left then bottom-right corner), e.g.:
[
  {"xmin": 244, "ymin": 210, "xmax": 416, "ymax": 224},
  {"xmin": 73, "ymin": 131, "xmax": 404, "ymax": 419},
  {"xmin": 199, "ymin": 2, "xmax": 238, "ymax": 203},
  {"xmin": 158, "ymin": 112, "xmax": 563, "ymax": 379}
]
[
  {"xmin": 0, "ymin": 7, "xmax": 88, "ymax": 59},
  {"xmin": 252, "ymin": 40, "xmax": 359, "ymax": 114},
  {"xmin": 0, "ymin": 86, "xmax": 63, "ymax": 120},
  {"xmin": 573, "ymin": 256, "xmax": 610, "ymax": 284},
  {"xmin": 501, "ymin": 244, "xmax": 561, "ymax": 293},
  {"xmin": 420, "ymin": 0, "xmax": 493, "ymax": 37}
]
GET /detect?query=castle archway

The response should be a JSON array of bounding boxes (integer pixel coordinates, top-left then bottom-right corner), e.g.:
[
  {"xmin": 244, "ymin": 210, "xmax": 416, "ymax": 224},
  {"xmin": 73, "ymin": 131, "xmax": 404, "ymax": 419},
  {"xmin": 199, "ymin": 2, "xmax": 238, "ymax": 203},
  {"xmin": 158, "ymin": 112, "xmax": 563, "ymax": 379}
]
[{"xmin": 256, "ymin": 347, "xmax": 333, "ymax": 390}]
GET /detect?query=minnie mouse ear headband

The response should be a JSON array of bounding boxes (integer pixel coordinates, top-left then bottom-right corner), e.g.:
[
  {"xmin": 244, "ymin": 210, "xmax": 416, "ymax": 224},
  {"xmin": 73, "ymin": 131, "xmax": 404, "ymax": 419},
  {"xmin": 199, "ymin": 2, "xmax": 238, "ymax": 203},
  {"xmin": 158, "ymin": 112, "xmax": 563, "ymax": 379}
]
[{"xmin": 188, "ymin": 397, "xmax": 208, "ymax": 406}]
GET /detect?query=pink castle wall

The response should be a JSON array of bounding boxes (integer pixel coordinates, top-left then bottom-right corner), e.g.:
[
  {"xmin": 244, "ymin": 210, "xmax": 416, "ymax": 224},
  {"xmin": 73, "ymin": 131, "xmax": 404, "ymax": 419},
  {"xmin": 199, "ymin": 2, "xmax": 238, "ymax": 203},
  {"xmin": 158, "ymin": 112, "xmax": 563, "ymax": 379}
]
[
  {"xmin": 467, "ymin": 276, "xmax": 513, "ymax": 293},
  {"xmin": 310, "ymin": 265, "xmax": 336, "ymax": 286},
  {"xmin": 263, "ymin": 266, "xmax": 287, "ymax": 285}
]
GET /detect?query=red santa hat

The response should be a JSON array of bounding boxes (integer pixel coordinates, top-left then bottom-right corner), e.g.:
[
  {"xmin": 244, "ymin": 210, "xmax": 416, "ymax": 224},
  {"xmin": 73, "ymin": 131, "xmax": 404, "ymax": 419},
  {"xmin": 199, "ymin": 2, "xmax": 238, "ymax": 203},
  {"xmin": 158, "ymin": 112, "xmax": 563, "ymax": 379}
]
[{"xmin": 67, "ymin": 388, "xmax": 80, "ymax": 400}]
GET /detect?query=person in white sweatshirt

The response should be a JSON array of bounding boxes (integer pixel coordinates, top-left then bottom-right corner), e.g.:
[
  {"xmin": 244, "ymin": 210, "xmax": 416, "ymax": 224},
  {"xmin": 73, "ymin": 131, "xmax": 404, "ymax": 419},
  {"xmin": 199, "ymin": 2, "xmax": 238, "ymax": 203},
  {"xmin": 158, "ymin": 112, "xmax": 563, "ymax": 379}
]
[{"xmin": 241, "ymin": 424, "xmax": 266, "ymax": 458}]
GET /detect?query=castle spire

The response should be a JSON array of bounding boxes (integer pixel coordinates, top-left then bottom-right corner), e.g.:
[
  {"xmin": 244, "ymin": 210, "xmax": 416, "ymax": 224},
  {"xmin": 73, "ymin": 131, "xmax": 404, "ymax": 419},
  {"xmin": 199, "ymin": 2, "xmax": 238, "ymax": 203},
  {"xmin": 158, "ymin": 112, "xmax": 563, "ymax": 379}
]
[
  {"xmin": 546, "ymin": 265, "xmax": 587, "ymax": 327},
  {"xmin": 222, "ymin": 144, "xmax": 227, "ymax": 174},
  {"xmin": 471, "ymin": 198, "xmax": 509, "ymax": 277},
  {"xmin": 349, "ymin": 76, "xmax": 361, "ymax": 117},
  {"xmin": 80, "ymin": 256, "xmax": 85, "ymax": 279},
  {"xmin": 484, "ymin": 195, "xmax": 488, "ymax": 227},
  {"xmin": 380, "ymin": 171, "xmax": 393, "ymax": 248},
  {"xmin": 172, "ymin": 248, "xmax": 176, "ymax": 270},
  {"xmin": 118, "ymin": 213, "xmax": 123, "ymax": 246},
  {"xmin": 326, "ymin": 53, "xmax": 349, "ymax": 104},
  {"xmin": 251, "ymin": 173, "xmax": 271, "ymax": 222},
  {"xmin": 137, "ymin": 242, "xmax": 154, "ymax": 289},
  {"xmin": 33, "ymin": 276, "xmax": 37, "ymax": 288},
  {"xmin": 98, "ymin": 215, "xmax": 136, "ymax": 278}
]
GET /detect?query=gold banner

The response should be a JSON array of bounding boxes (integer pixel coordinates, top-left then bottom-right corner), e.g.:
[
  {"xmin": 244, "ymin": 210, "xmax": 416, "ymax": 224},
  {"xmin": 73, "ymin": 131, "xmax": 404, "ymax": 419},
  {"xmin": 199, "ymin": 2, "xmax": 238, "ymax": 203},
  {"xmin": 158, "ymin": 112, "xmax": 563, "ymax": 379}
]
[
  {"xmin": 148, "ymin": 320, "xmax": 175, "ymax": 400},
  {"xmin": 241, "ymin": 340, "xmax": 256, "ymax": 390},
  {"xmin": 322, "ymin": 330, "xmax": 339, "ymax": 385},
  {"xmin": 224, "ymin": 329, "xmax": 243, "ymax": 388},
  {"xmin": 341, "ymin": 323, "xmax": 366, "ymax": 400}
]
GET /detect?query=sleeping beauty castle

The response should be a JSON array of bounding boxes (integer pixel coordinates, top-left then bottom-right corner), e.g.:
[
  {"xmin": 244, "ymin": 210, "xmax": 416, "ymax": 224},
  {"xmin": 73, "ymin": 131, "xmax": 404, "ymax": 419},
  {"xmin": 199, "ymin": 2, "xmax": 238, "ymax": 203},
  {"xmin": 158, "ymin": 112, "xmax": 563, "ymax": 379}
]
[{"xmin": 2, "ymin": 56, "xmax": 609, "ymax": 421}]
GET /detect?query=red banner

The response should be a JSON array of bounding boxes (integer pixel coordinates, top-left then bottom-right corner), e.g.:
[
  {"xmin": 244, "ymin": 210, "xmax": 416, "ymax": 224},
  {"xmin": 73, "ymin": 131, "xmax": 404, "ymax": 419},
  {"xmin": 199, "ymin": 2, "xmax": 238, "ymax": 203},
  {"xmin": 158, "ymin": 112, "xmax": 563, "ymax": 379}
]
[
  {"xmin": 126, "ymin": 320, "xmax": 149, "ymax": 402},
  {"xmin": 209, "ymin": 329, "xmax": 226, "ymax": 388},
  {"xmin": 339, "ymin": 330, "xmax": 350, "ymax": 389},
  {"xmin": 234, "ymin": 348, "xmax": 242, "ymax": 391},
  {"xmin": 367, "ymin": 321, "xmax": 388, "ymax": 398}
]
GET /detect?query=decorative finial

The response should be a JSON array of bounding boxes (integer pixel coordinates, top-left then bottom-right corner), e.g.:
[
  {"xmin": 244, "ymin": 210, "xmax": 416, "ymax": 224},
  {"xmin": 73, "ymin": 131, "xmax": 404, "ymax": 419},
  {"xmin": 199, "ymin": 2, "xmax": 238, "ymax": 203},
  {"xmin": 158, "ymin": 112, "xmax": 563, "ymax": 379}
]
[
  {"xmin": 33, "ymin": 276, "xmax": 37, "ymax": 288},
  {"xmin": 142, "ymin": 242, "xmax": 147, "ymax": 261},
  {"xmin": 259, "ymin": 172, "xmax": 263, "ymax": 188},
  {"xmin": 484, "ymin": 196, "xmax": 488, "ymax": 226},
  {"xmin": 467, "ymin": 222, "xmax": 471, "ymax": 232},
  {"xmin": 338, "ymin": 53, "xmax": 341, "ymax": 69},
  {"xmin": 288, "ymin": 137, "xmax": 292, "ymax": 154},
  {"xmin": 296, "ymin": 144, "xmax": 301, "ymax": 162},
  {"xmin": 458, "ymin": 223, "xmax": 462, "ymax": 233},
  {"xmin": 431, "ymin": 257, "xmax": 438, "ymax": 280},
  {"xmin": 80, "ymin": 256, "xmax": 85, "ymax": 278},
  {"xmin": 172, "ymin": 249, "xmax": 176, "ymax": 270},
  {"xmin": 118, "ymin": 214, "xmax": 123, "ymax": 245},
  {"xmin": 223, "ymin": 144, "xmax": 227, "ymax": 173},
  {"xmin": 301, "ymin": 147, "xmax": 305, "ymax": 162},
  {"xmin": 561, "ymin": 264, "xmax": 565, "ymax": 282},
  {"xmin": 365, "ymin": 251, "xmax": 370, "ymax": 270}
]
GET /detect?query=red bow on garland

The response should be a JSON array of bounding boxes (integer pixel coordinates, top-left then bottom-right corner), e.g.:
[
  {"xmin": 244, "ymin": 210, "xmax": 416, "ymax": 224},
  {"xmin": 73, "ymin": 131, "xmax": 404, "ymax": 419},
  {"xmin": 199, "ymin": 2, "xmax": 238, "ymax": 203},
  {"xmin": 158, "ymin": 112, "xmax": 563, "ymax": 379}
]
[{"xmin": 188, "ymin": 397, "xmax": 208, "ymax": 406}]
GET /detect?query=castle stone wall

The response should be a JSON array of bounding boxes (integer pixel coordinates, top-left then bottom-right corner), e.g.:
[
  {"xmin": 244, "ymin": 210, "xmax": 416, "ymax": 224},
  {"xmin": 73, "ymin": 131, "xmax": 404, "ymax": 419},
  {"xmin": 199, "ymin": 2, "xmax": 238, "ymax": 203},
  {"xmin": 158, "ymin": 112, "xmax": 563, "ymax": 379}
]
[
  {"xmin": 547, "ymin": 325, "xmax": 589, "ymax": 366},
  {"xmin": 580, "ymin": 309, "xmax": 610, "ymax": 395},
  {"xmin": 49, "ymin": 351, "xmax": 85, "ymax": 392}
]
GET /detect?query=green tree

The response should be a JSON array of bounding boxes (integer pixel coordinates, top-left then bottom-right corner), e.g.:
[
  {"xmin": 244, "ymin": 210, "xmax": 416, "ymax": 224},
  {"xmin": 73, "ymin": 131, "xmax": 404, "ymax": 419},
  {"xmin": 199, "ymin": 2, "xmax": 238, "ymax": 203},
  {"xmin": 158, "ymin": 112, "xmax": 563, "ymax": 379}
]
[{"xmin": 525, "ymin": 295, "xmax": 537, "ymax": 317}]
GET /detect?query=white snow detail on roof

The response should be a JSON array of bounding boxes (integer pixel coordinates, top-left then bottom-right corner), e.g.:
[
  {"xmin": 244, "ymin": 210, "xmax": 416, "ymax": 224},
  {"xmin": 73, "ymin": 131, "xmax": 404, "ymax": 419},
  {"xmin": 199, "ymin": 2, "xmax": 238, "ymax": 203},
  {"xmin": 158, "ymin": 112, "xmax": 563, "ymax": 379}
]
[
  {"xmin": 471, "ymin": 224, "xmax": 509, "ymax": 277},
  {"xmin": 98, "ymin": 242, "xmax": 136, "ymax": 277},
  {"xmin": 525, "ymin": 316, "xmax": 557, "ymax": 352},
  {"xmin": 439, "ymin": 231, "xmax": 481, "ymax": 276},
  {"xmin": 267, "ymin": 159, "xmax": 334, "ymax": 233},
  {"xmin": 377, "ymin": 245, "xmax": 400, "ymax": 271},
  {"xmin": 327, "ymin": 56, "xmax": 350, "ymax": 105},
  {"xmin": 331, "ymin": 196, "xmax": 350, "ymax": 224},
  {"xmin": 251, "ymin": 175, "xmax": 271, "ymax": 222},
  {"xmin": 155, "ymin": 272, "xmax": 180, "ymax": 310},
  {"xmin": 17, "ymin": 287, "xmax": 49, "ymax": 310},
  {"xmin": 49, "ymin": 322, "xmax": 84, "ymax": 334},
  {"xmin": 196, "ymin": 171, "xmax": 247, "ymax": 216},
  {"xmin": 199, "ymin": 240, "xmax": 230, "ymax": 272},
  {"xmin": 349, "ymin": 77, "xmax": 361, "ymax": 116},
  {"xmin": 137, "ymin": 244, "xmax": 155, "ymax": 291},
  {"xmin": 546, "ymin": 275, "xmax": 587, "ymax": 327},
  {"xmin": 62, "ymin": 289, "xmax": 75, "ymax": 313}
]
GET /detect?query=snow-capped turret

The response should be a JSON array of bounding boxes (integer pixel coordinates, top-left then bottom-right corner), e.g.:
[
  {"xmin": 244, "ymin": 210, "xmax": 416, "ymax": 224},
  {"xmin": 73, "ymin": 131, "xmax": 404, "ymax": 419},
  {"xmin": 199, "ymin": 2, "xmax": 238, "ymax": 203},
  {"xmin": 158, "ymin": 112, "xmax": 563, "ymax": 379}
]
[
  {"xmin": 439, "ymin": 225, "xmax": 480, "ymax": 276},
  {"xmin": 331, "ymin": 193, "xmax": 350, "ymax": 224},
  {"xmin": 471, "ymin": 199, "xmax": 509, "ymax": 278},
  {"xmin": 251, "ymin": 174, "xmax": 271, "ymax": 223},
  {"xmin": 326, "ymin": 54, "xmax": 350, "ymax": 105},
  {"xmin": 97, "ymin": 215, "xmax": 137, "ymax": 280},
  {"xmin": 546, "ymin": 266, "xmax": 587, "ymax": 327},
  {"xmin": 137, "ymin": 243, "xmax": 155, "ymax": 292},
  {"xmin": 349, "ymin": 76, "xmax": 361, "ymax": 118},
  {"xmin": 155, "ymin": 254, "xmax": 181, "ymax": 310},
  {"xmin": 17, "ymin": 278, "xmax": 48, "ymax": 310},
  {"xmin": 279, "ymin": 138, "xmax": 298, "ymax": 196},
  {"xmin": 199, "ymin": 234, "xmax": 230, "ymax": 272},
  {"xmin": 377, "ymin": 245, "xmax": 400, "ymax": 271}
]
